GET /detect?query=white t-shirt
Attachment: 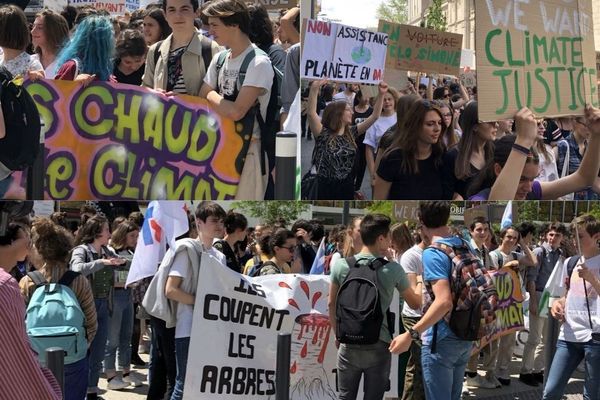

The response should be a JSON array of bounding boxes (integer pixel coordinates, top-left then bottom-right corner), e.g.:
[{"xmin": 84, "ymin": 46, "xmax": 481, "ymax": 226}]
[
  {"xmin": 204, "ymin": 44, "xmax": 273, "ymax": 139},
  {"xmin": 400, "ymin": 244, "xmax": 425, "ymax": 317},
  {"xmin": 0, "ymin": 51, "xmax": 43, "ymax": 78},
  {"xmin": 332, "ymin": 91, "xmax": 355, "ymax": 107},
  {"xmin": 168, "ymin": 246, "xmax": 226, "ymax": 338},
  {"xmin": 560, "ymin": 254, "xmax": 600, "ymax": 343},
  {"xmin": 537, "ymin": 144, "xmax": 558, "ymax": 182},
  {"xmin": 363, "ymin": 114, "xmax": 397, "ymax": 150},
  {"xmin": 31, "ymin": 54, "xmax": 58, "ymax": 79}
]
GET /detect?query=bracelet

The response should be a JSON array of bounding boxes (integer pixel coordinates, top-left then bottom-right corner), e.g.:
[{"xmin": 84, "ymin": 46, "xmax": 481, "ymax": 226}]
[{"xmin": 512, "ymin": 142, "xmax": 531, "ymax": 156}]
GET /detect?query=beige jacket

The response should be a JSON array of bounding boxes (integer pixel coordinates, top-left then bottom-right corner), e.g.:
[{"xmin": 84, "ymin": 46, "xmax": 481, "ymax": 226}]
[{"xmin": 142, "ymin": 32, "xmax": 221, "ymax": 96}]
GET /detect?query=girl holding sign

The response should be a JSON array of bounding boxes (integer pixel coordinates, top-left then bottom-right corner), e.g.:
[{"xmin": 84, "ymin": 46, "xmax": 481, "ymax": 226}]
[
  {"xmin": 545, "ymin": 215, "xmax": 600, "ymax": 400},
  {"xmin": 468, "ymin": 106, "xmax": 600, "ymax": 200},
  {"xmin": 306, "ymin": 79, "xmax": 388, "ymax": 200}
]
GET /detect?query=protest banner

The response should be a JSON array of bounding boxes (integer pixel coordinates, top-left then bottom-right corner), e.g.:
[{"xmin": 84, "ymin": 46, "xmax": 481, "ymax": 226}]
[
  {"xmin": 475, "ymin": 0, "xmax": 598, "ymax": 121},
  {"xmin": 67, "ymin": 0, "xmax": 139, "ymax": 14},
  {"xmin": 378, "ymin": 20, "xmax": 463, "ymax": 76},
  {"xmin": 460, "ymin": 69, "xmax": 476, "ymax": 88},
  {"xmin": 184, "ymin": 254, "xmax": 399, "ymax": 400},
  {"xmin": 24, "ymin": 80, "xmax": 247, "ymax": 200},
  {"xmin": 301, "ymin": 19, "xmax": 388, "ymax": 84},
  {"xmin": 254, "ymin": 0, "xmax": 293, "ymax": 12},
  {"xmin": 473, "ymin": 265, "xmax": 525, "ymax": 353}
]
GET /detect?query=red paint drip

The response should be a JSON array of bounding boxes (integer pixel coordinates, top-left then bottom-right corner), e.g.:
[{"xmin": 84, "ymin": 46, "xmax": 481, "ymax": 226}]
[
  {"xmin": 300, "ymin": 281, "xmax": 310, "ymax": 299},
  {"xmin": 279, "ymin": 282, "xmax": 292, "ymax": 289},
  {"xmin": 317, "ymin": 324, "xmax": 332, "ymax": 364},
  {"xmin": 290, "ymin": 360, "xmax": 297, "ymax": 374},
  {"xmin": 150, "ymin": 220, "xmax": 162, "ymax": 242},
  {"xmin": 311, "ymin": 292, "xmax": 322, "ymax": 308},
  {"xmin": 288, "ymin": 299, "xmax": 300, "ymax": 310},
  {"xmin": 300, "ymin": 341, "xmax": 308, "ymax": 358}
]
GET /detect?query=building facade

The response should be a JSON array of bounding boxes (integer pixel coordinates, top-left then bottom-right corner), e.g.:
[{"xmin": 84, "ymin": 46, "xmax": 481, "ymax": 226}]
[{"xmin": 408, "ymin": 0, "xmax": 600, "ymax": 51}]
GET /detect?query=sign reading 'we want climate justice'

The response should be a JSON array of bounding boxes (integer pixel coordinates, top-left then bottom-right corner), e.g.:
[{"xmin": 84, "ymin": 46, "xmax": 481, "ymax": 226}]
[
  {"xmin": 301, "ymin": 19, "xmax": 388, "ymax": 84},
  {"xmin": 475, "ymin": 0, "xmax": 598, "ymax": 121}
]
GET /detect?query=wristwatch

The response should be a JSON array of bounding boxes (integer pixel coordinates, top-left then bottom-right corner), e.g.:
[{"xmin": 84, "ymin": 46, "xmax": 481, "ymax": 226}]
[{"xmin": 408, "ymin": 327, "xmax": 420, "ymax": 341}]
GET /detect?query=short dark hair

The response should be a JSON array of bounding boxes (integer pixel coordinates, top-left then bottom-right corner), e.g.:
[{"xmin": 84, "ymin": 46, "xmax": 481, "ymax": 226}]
[
  {"xmin": 144, "ymin": 8, "xmax": 172, "ymax": 41},
  {"xmin": 469, "ymin": 216, "xmax": 489, "ymax": 232},
  {"xmin": 547, "ymin": 222, "xmax": 567, "ymax": 236},
  {"xmin": 419, "ymin": 201, "xmax": 450, "ymax": 229},
  {"xmin": 0, "ymin": 222, "xmax": 26, "ymax": 246},
  {"xmin": 163, "ymin": 0, "xmax": 199, "ymax": 13},
  {"xmin": 224, "ymin": 211, "xmax": 247, "ymax": 234},
  {"xmin": 75, "ymin": 215, "xmax": 108, "ymax": 245},
  {"xmin": 292, "ymin": 219, "xmax": 312, "ymax": 235},
  {"xmin": 268, "ymin": 228, "xmax": 295, "ymax": 252},
  {"xmin": 309, "ymin": 219, "xmax": 325, "ymax": 242},
  {"xmin": 202, "ymin": 0, "xmax": 250, "ymax": 36},
  {"xmin": 247, "ymin": 3, "xmax": 274, "ymax": 49},
  {"xmin": 517, "ymin": 222, "xmax": 536, "ymax": 238},
  {"xmin": 360, "ymin": 214, "xmax": 391, "ymax": 246},
  {"xmin": 195, "ymin": 201, "xmax": 226, "ymax": 222},
  {"xmin": 499, "ymin": 226, "xmax": 520, "ymax": 241},
  {"xmin": 0, "ymin": 5, "xmax": 29, "ymax": 50},
  {"xmin": 116, "ymin": 29, "xmax": 147, "ymax": 59}
]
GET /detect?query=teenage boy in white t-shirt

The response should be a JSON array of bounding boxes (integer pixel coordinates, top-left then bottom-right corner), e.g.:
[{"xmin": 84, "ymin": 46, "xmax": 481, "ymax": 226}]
[
  {"xmin": 165, "ymin": 201, "xmax": 227, "ymax": 400},
  {"xmin": 200, "ymin": 0, "xmax": 273, "ymax": 200}
]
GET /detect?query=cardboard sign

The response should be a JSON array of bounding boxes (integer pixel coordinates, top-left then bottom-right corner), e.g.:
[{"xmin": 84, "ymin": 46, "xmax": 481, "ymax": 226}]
[
  {"xmin": 24, "ymin": 80, "xmax": 247, "ymax": 200},
  {"xmin": 460, "ymin": 70, "xmax": 476, "ymax": 88},
  {"xmin": 473, "ymin": 265, "xmax": 525, "ymax": 353},
  {"xmin": 301, "ymin": 19, "xmax": 388, "ymax": 84},
  {"xmin": 475, "ymin": 0, "xmax": 598, "ymax": 121},
  {"xmin": 378, "ymin": 20, "xmax": 463, "ymax": 76},
  {"xmin": 67, "ymin": 0, "xmax": 138, "ymax": 14},
  {"xmin": 184, "ymin": 254, "xmax": 399, "ymax": 399},
  {"xmin": 254, "ymin": 0, "xmax": 292, "ymax": 11}
]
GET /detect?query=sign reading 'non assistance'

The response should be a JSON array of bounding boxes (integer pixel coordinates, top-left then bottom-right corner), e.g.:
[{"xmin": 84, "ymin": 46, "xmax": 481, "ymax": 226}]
[
  {"xmin": 475, "ymin": 0, "xmax": 598, "ymax": 121},
  {"xmin": 301, "ymin": 19, "xmax": 388, "ymax": 84}
]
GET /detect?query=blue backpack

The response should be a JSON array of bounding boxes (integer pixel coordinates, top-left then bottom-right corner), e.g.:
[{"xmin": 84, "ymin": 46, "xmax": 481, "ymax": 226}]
[{"xmin": 25, "ymin": 270, "xmax": 87, "ymax": 365}]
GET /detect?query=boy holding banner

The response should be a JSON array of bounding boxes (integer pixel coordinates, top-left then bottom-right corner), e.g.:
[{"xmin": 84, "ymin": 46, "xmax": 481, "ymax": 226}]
[{"xmin": 545, "ymin": 215, "xmax": 600, "ymax": 400}]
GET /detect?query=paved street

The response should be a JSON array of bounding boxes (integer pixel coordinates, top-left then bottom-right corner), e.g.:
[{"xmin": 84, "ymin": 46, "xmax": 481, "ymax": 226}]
[{"xmin": 96, "ymin": 352, "xmax": 585, "ymax": 400}]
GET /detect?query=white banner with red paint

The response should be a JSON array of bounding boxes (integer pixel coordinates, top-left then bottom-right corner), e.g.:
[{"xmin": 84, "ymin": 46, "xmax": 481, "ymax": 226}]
[{"xmin": 184, "ymin": 254, "xmax": 398, "ymax": 400}]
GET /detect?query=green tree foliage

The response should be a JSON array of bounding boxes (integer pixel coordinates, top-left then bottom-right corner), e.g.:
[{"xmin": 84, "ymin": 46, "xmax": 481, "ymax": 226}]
[
  {"xmin": 231, "ymin": 201, "xmax": 310, "ymax": 226},
  {"xmin": 376, "ymin": 0, "xmax": 408, "ymax": 24},
  {"xmin": 517, "ymin": 201, "xmax": 539, "ymax": 223},
  {"xmin": 425, "ymin": 0, "xmax": 447, "ymax": 31},
  {"xmin": 365, "ymin": 201, "xmax": 395, "ymax": 221},
  {"xmin": 588, "ymin": 202, "xmax": 600, "ymax": 220}
]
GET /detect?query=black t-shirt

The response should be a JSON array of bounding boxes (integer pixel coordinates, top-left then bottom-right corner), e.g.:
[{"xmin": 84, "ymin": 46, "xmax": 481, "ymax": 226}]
[
  {"xmin": 213, "ymin": 240, "xmax": 240, "ymax": 273},
  {"xmin": 442, "ymin": 147, "xmax": 480, "ymax": 199},
  {"xmin": 377, "ymin": 149, "xmax": 445, "ymax": 199},
  {"xmin": 113, "ymin": 61, "xmax": 145, "ymax": 86},
  {"xmin": 353, "ymin": 107, "xmax": 373, "ymax": 126}
]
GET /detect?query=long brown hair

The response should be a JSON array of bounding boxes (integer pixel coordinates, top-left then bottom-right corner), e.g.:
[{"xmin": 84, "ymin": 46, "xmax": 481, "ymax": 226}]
[
  {"xmin": 110, "ymin": 221, "xmax": 139, "ymax": 251},
  {"xmin": 454, "ymin": 101, "xmax": 495, "ymax": 180},
  {"xmin": 75, "ymin": 215, "xmax": 108, "ymax": 245},
  {"xmin": 383, "ymin": 100, "xmax": 445, "ymax": 174},
  {"xmin": 321, "ymin": 101, "xmax": 356, "ymax": 148},
  {"xmin": 35, "ymin": 10, "xmax": 69, "ymax": 56}
]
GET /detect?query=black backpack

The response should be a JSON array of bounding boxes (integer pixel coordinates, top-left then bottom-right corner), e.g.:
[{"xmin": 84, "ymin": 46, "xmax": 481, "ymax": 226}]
[
  {"xmin": 0, "ymin": 67, "xmax": 41, "ymax": 170},
  {"xmin": 215, "ymin": 47, "xmax": 281, "ymax": 176},
  {"xmin": 248, "ymin": 260, "xmax": 280, "ymax": 277},
  {"xmin": 335, "ymin": 257, "xmax": 393, "ymax": 345}
]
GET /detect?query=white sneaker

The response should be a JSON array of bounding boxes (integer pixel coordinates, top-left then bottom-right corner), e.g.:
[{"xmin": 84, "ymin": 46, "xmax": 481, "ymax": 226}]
[
  {"xmin": 466, "ymin": 374, "xmax": 496, "ymax": 389},
  {"xmin": 461, "ymin": 383, "xmax": 471, "ymax": 397},
  {"xmin": 107, "ymin": 377, "xmax": 130, "ymax": 390},
  {"xmin": 123, "ymin": 374, "xmax": 143, "ymax": 387}
]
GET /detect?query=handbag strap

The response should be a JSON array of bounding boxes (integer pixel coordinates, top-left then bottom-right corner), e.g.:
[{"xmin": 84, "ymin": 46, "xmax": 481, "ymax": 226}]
[{"xmin": 560, "ymin": 140, "xmax": 570, "ymax": 178}]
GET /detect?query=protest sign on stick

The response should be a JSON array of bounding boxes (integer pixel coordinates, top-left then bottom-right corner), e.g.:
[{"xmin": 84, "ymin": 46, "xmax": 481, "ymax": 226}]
[
  {"xmin": 253, "ymin": 0, "xmax": 292, "ymax": 12},
  {"xmin": 301, "ymin": 19, "xmax": 388, "ymax": 84},
  {"xmin": 475, "ymin": 0, "xmax": 598, "ymax": 121},
  {"xmin": 378, "ymin": 20, "xmax": 463, "ymax": 76},
  {"xmin": 184, "ymin": 254, "xmax": 399, "ymax": 399}
]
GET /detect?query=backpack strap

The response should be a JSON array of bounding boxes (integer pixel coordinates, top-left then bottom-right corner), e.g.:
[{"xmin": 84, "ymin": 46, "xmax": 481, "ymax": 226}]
[
  {"xmin": 345, "ymin": 256, "xmax": 357, "ymax": 269},
  {"xmin": 214, "ymin": 49, "xmax": 230, "ymax": 90},
  {"xmin": 153, "ymin": 40, "xmax": 164, "ymax": 67},
  {"xmin": 200, "ymin": 35, "xmax": 213, "ymax": 74},
  {"xmin": 27, "ymin": 270, "xmax": 46, "ymax": 288},
  {"xmin": 59, "ymin": 270, "xmax": 81, "ymax": 288},
  {"xmin": 238, "ymin": 48, "xmax": 260, "ymax": 88}
]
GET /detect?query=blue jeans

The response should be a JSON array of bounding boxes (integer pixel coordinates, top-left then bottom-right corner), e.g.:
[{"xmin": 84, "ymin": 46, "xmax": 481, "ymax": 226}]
[
  {"xmin": 421, "ymin": 335, "xmax": 472, "ymax": 400},
  {"xmin": 337, "ymin": 341, "xmax": 391, "ymax": 400},
  {"xmin": 88, "ymin": 298, "xmax": 109, "ymax": 393},
  {"xmin": 104, "ymin": 288, "xmax": 133, "ymax": 372},
  {"xmin": 0, "ymin": 174, "xmax": 13, "ymax": 199},
  {"xmin": 543, "ymin": 339, "xmax": 600, "ymax": 400},
  {"xmin": 65, "ymin": 356, "xmax": 88, "ymax": 400},
  {"xmin": 170, "ymin": 337, "xmax": 190, "ymax": 400}
]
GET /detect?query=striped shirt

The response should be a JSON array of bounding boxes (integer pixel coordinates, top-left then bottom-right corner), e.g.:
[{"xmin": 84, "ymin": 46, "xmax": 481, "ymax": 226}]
[
  {"xmin": 0, "ymin": 269, "xmax": 61, "ymax": 400},
  {"xmin": 19, "ymin": 264, "xmax": 98, "ymax": 344}
]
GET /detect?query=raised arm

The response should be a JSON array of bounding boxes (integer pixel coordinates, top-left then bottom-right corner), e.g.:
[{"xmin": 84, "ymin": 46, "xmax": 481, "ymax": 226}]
[
  {"xmin": 356, "ymin": 81, "xmax": 388, "ymax": 135},
  {"xmin": 488, "ymin": 107, "xmax": 538, "ymax": 200},
  {"xmin": 540, "ymin": 105, "xmax": 600, "ymax": 199},
  {"xmin": 451, "ymin": 81, "xmax": 470, "ymax": 109},
  {"xmin": 307, "ymin": 80, "xmax": 325, "ymax": 137}
]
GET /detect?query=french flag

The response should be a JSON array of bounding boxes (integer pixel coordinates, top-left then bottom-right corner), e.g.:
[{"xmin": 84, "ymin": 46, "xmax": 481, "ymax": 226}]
[{"xmin": 126, "ymin": 201, "xmax": 189, "ymax": 287}]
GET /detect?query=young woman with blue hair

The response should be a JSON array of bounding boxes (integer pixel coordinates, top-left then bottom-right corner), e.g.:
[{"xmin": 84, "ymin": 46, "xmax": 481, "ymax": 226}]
[{"xmin": 55, "ymin": 15, "xmax": 115, "ymax": 83}]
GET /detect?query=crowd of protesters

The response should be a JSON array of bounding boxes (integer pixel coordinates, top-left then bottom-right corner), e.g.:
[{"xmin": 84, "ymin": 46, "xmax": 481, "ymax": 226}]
[
  {"xmin": 302, "ymin": 76, "xmax": 600, "ymax": 202},
  {"xmin": 0, "ymin": 0, "xmax": 300, "ymax": 200},
  {"xmin": 0, "ymin": 200, "xmax": 598, "ymax": 400}
]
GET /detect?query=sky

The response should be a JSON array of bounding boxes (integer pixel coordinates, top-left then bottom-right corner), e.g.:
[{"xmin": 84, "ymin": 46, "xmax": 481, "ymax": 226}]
[{"xmin": 319, "ymin": 0, "xmax": 386, "ymax": 29}]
